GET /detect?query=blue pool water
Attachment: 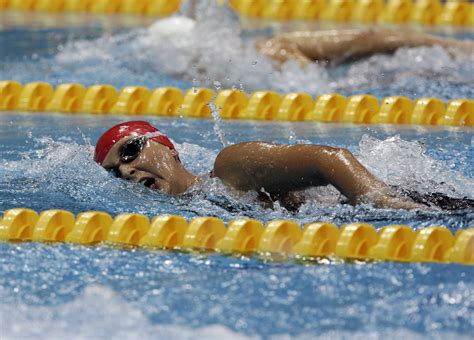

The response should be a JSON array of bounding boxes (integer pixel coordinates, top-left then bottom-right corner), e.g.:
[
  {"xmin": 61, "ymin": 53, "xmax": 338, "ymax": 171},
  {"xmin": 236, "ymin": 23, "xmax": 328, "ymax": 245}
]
[{"xmin": 1, "ymin": 2, "xmax": 474, "ymax": 339}]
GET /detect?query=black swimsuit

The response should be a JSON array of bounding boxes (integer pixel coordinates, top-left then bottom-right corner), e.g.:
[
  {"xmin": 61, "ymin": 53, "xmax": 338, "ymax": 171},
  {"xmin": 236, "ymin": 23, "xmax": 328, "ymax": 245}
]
[{"xmin": 395, "ymin": 187, "xmax": 474, "ymax": 211}]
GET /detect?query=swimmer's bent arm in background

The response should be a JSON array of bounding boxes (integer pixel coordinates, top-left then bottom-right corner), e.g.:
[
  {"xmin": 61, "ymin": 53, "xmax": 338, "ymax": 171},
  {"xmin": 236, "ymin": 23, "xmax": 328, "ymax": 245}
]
[
  {"xmin": 256, "ymin": 28, "xmax": 474, "ymax": 65},
  {"xmin": 213, "ymin": 142, "xmax": 423, "ymax": 210}
]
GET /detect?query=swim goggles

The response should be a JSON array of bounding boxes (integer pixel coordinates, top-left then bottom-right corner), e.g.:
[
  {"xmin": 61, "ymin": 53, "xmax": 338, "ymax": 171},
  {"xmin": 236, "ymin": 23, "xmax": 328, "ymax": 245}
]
[{"xmin": 120, "ymin": 136, "xmax": 147, "ymax": 163}]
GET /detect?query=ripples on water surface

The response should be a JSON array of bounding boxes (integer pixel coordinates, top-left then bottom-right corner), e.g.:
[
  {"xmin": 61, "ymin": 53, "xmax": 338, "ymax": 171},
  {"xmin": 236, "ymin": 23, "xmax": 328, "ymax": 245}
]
[{"xmin": 0, "ymin": 0, "xmax": 473, "ymax": 338}]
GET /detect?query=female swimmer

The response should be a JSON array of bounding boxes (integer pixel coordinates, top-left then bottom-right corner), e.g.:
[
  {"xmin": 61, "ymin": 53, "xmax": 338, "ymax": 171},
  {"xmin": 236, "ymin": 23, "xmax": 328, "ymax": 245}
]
[{"xmin": 94, "ymin": 121, "xmax": 473, "ymax": 211}]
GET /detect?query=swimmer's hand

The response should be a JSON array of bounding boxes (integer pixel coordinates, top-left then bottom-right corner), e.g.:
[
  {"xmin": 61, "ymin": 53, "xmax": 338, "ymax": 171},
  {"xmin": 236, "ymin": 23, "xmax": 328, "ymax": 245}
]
[
  {"xmin": 212, "ymin": 142, "xmax": 424, "ymax": 210},
  {"xmin": 360, "ymin": 187, "xmax": 427, "ymax": 210}
]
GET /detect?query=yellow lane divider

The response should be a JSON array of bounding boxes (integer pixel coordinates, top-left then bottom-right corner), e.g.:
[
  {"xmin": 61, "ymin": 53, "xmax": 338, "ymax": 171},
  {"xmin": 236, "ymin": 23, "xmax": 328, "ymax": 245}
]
[
  {"xmin": 1, "ymin": 0, "xmax": 472, "ymax": 28},
  {"xmin": 231, "ymin": 0, "xmax": 474, "ymax": 27},
  {"xmin": 1, "ymin": 81, "xmax": 473, "ymax": 126},
  {"xmin": 0, "ymin": 208, "xmax": 472, "ymax": 265},
  {"xmin": 0, "ymin": 0, "xmax": 181, "ymax": 17}
]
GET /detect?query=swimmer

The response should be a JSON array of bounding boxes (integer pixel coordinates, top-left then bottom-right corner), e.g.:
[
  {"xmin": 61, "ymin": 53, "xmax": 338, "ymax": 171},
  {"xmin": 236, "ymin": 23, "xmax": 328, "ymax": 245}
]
[
  {"xmin": 94, "ymin": 121, "xmax": 473, "ymax": 211},
  {"xmin": 255, "ymin": 28, "xmax": 474, "ymax": 66}
]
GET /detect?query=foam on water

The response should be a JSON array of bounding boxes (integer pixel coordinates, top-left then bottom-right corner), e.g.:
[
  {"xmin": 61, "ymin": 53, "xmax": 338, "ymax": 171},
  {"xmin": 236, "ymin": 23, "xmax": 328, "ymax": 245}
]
[
  {"xmin": 0, "ymin": 242, "xmax": 473, "ymax": 339},
  {"xmin": 337, "ymin": 45, "xmax": 474, "ymax": 98},
  {"xmin": 2, "ymin": 283, "xmax": 470, "ymax": 340},
  {"xmin": 356, "ymin": 135, "xmax": 474, "ymax": 197},
  {"xmin": 0, "ymin": 285, "xmax": 254, "ymax": 340},
  {"xmin": 54, "ymin": 1, "xmax": 330, "ymax": 95}
]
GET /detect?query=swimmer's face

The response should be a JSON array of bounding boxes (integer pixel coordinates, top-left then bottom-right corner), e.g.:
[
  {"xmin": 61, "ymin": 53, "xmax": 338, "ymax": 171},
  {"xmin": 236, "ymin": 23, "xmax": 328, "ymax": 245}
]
[{"xmin": 101, "ymin": 136, "xmax": 188, "ymax": 195}]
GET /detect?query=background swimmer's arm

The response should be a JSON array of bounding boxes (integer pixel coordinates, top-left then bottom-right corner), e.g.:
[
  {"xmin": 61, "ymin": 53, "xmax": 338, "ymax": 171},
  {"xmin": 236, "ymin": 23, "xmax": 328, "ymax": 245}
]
[
  {"xmin": 255, "ymin": 38, "xmax": 313, "ymax": 66},
  {"xmin": 257, "ymin": 28, "xmax": 473, "ymax": 64},
  {"xmin": 213, "ymin": 142, "xmax": 422, "ymax": 209}
]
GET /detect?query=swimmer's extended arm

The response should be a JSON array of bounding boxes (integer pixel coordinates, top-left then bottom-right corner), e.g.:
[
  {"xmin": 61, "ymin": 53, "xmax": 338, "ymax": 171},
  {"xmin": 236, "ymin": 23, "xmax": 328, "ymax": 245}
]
[
  {"xmin": 256, "ymin": 28, "xmax": 474, "ymax": 64},
  {"xmin": 213, "ymin": 142, "xmax": 421, "ymax": 209}
]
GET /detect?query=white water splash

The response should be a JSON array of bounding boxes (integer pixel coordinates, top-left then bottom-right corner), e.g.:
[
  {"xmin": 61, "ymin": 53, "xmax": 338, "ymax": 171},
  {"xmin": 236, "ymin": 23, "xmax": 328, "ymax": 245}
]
[
  {"xmin": 0, "ymin": 285, "xmax": 255, "ymax": 340},
  {"xmin": 335, "ymin": 44, "xmax": 474, "ymax": 96},
  {"xmin": 55, "ymin": 0, "xmax": 330, "ymax": 94},
  {"xmin": 355, "ymin": 135, "xmax": 474, "ymax": 198},
  {"xmin": 1, "ymin": 284, "xmax": 470, "ymax": 340}
]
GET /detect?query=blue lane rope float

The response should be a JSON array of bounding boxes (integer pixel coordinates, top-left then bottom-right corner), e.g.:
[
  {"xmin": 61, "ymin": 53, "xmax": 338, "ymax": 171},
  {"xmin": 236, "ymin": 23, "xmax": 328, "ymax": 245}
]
[
  {"xmin": 1, "ymin": 81, "xmax": 473, "ymax": 126},
  {"xmin": 0, "ymin": 208, "xmax": 473, "ymax": 265}
]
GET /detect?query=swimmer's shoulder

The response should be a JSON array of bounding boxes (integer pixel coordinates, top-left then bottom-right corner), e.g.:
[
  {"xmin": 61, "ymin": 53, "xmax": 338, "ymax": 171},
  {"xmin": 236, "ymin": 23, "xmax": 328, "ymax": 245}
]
[
  {"xmin": 214, "ymin": 142, "xmax": 257, "ymax": 171},
  {"xmin": 212, "ymin": 142, "xmax": 276, "ymax": 190},
  {"xmin": 219, "ymin": 141, "xmax": 271, "ymax": 151},
  {"xmin": 214, "ymin": 142, "xmax": 281, "ymax": 168},
  {"xmin": 214, "ymin": 141, "xmax": 335, "ymax": 168},
  {"xmin": 215, "ymin": 142, "xmax": 269, "ymax": 163}
]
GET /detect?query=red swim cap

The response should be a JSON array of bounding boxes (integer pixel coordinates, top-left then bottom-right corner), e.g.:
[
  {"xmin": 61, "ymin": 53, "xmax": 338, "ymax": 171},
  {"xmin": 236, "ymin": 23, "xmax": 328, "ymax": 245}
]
[{"xmin": 94, "ymin": 121, "xmax": 179, "ymax": 165}]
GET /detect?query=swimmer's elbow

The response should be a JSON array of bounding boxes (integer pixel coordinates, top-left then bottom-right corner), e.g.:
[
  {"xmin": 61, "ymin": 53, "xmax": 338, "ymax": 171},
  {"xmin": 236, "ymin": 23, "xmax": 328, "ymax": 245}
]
[
  {"xmin": 338, "ymin": 147, "xmax": 352, "ymax": 154},
  {"xmin": 331, "ymin": 147, "xmax": 355, "ymax": 160}
]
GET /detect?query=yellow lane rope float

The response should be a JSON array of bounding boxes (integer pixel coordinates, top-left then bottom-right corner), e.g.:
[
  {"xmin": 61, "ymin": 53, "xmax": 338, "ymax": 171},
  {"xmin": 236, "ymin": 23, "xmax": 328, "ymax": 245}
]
[
  {"xmin": 231, "ymin": 0, "xmax": 474, "ymax": 27},
  {"xmin": 1, "ymin": 81, "xmax": 473, "ymax": 126},
  {"xmin": 0, "ymin": 0, "xmax": 472, "ymax": 28},
  {"xmin": 0, "ymin": 0, "xmax": 182, "ymax": 17},
  {"xmin": 0, "ymin": 208, "xmax": 472, "ymax": 265}
]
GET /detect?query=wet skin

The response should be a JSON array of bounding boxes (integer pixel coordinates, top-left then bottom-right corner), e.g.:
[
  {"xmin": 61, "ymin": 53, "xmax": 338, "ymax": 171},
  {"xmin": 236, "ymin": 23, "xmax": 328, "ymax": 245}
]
[
  {"xmin": 256, "ymin": 28, "xmax": 474, "ymax": 66},
  {"xmin": 100, "ymin": 137, "xmax": 423, "ymax": 210},
  {"xmin": 213, "ymin": 142, "xmax": 423, "ymax": 210}
]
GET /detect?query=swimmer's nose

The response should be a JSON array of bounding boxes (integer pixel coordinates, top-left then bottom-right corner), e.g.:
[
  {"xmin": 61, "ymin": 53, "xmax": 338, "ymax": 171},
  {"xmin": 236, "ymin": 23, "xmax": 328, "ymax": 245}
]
[{"xmin": 119, "ymin": 165, "xmax": 137, "ymax": 181}]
